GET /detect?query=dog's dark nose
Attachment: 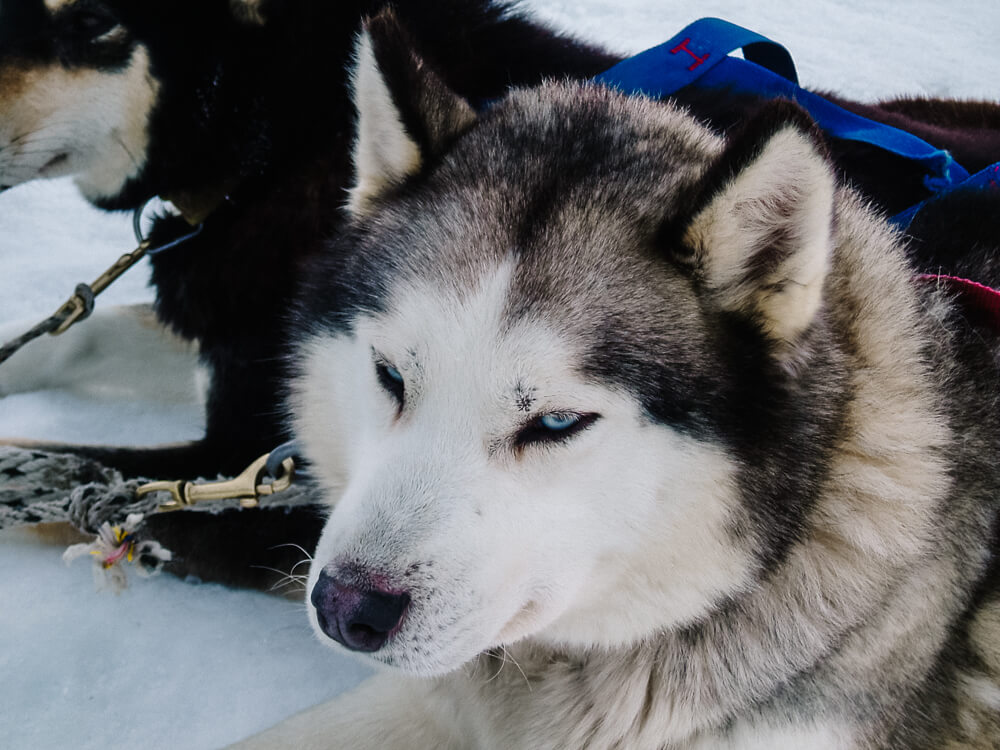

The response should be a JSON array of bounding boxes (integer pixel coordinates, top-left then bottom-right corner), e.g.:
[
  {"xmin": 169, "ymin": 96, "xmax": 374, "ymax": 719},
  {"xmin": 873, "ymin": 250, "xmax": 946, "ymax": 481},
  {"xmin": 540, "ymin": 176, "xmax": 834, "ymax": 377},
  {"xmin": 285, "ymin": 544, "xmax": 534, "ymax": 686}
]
[{"xmin": 310, "ymin": 571, "xmax": 410, "ymax": 652}]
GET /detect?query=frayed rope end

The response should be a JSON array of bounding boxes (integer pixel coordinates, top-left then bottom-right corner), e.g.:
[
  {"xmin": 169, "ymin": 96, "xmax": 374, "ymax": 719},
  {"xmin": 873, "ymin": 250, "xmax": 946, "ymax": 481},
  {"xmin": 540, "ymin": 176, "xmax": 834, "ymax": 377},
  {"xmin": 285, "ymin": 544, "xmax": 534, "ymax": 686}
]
[{"xmin": 63, "ymin": 513, "xmax": 173, "ymax": 592}]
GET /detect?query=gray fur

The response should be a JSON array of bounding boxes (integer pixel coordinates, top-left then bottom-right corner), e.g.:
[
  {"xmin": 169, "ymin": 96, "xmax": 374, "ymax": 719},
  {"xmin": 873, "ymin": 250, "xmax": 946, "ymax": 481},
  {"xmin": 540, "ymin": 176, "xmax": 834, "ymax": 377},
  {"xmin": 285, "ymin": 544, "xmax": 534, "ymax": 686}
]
[{"xmin": 244, "ymin": 21, "xmax": 1000, "ymax": 750}]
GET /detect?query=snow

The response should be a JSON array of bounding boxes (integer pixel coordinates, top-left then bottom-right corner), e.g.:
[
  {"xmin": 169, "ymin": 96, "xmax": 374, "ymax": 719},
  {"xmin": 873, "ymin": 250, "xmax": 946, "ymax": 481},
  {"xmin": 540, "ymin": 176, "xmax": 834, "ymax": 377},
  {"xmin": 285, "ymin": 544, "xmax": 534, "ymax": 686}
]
[
  {"xmin": 0, "ymin": 179, "xmax": 203, "ymax": 445},
  {"xmin": 0, "ymin": 1, "xmax": 997, "ymax": 747},
  {"xmin": 0, "ymin": 527, "xmax": 371, "ymax": 749}
]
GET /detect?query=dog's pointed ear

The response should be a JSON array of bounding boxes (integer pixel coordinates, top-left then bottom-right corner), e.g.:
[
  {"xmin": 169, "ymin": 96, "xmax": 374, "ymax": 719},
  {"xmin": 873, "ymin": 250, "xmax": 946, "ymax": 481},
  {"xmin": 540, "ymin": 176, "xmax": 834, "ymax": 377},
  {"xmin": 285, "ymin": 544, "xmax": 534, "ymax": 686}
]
[
  {"xmin": 674, "ymin": 101, "xmax": 835, "ymax": 350},
  {"xmin": 230, "ymin": 0, "xmax": 267, "ymax": 25},
  {"xmin": 348, "ymin": 9, "xmax": 478, "ymax": 217}
]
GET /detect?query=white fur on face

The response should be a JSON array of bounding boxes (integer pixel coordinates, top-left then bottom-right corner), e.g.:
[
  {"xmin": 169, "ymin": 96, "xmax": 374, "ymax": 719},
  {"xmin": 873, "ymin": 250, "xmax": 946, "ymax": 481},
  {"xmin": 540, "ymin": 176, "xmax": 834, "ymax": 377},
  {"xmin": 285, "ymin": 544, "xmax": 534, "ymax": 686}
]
[
  {"xmin": 0, "ymin": 45, "xmax": 158, "ymax": 200},
  {"xmin": 292, "ymin": 261, "xmax": 754, "ymax": 675}
]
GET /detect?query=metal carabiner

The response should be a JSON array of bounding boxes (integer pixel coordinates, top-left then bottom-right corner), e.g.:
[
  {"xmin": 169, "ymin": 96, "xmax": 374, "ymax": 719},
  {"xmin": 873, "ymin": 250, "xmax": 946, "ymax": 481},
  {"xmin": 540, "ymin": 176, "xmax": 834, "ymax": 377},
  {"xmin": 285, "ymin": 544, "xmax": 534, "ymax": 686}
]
[{"xmin": 136, "ymin": 452, "xmax": 295, "ymax": 513}]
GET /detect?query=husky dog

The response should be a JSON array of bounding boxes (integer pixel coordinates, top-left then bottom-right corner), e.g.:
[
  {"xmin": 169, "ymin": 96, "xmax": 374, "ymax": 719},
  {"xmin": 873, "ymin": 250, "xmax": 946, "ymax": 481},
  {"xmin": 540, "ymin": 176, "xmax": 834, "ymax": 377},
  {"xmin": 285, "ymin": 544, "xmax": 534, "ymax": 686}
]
[
  {"xmin": 2, "ymin": 1, "xmax": 999, "ymax": 590},
  {"xmin": 2, "ymin": 0, "xmax": 999, "ymax": 479},
  {"xmin": 238, "ymin": 13, "xmax": 1000, "ymax": 748}
]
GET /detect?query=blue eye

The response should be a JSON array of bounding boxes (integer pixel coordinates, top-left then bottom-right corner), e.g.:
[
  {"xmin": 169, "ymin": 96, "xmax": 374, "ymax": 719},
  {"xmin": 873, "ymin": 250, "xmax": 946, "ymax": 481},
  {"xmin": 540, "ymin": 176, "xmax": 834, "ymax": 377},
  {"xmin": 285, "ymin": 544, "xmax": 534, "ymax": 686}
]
[
  {"xmin": 374, "ymin": 358, "xmax": 405, "ymax": 406},
  {"xmin": 514, "ymin": 411, "xmax": 600, "ymax": 449},
  {"xmin": 539, "ymin": 413, "xmax": 580, "ymax": 431}
]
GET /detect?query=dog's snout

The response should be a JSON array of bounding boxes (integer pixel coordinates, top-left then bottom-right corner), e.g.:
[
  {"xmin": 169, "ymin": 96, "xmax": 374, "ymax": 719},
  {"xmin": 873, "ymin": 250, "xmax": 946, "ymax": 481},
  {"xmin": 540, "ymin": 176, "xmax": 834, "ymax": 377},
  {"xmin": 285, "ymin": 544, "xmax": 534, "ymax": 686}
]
[{"xmin": 310, "ymin": 571, "xmax": 410, "ymax": 652}]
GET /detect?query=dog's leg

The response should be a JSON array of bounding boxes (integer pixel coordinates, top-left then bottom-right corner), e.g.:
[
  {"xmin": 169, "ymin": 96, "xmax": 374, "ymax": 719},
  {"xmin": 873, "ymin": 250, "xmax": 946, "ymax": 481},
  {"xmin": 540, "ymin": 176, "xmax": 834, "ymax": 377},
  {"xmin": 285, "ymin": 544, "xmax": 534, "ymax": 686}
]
[
  {"xmin": 229, "ymin": 673, "xmax": 462, "ymax": 750},
  {"xmin": 0, "ymin": 303, "xmax": 204, "ymax": 403},
  {"xmin": 144, "ymin": 504, "xmax": 325, "ymax": 594}
]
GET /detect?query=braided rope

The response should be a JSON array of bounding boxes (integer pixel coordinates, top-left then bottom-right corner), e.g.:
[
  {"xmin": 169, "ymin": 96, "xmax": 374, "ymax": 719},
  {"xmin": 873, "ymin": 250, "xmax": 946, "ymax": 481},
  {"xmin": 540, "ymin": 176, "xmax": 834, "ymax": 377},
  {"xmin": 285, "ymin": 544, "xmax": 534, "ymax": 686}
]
[
  {"xmin": 0, "ymin": 308, "xmax": 71, "ymax": 366},
  {"xmin": 0, "ymin": 446, "xmax": 320, "ymax": 532},
  {"xmin": 0, "ymin": 446, "xmax": 321, "ymax": 588},
  {"xmin": 0, "ymin": 447, "xmax": 135, "ymax": 530}
]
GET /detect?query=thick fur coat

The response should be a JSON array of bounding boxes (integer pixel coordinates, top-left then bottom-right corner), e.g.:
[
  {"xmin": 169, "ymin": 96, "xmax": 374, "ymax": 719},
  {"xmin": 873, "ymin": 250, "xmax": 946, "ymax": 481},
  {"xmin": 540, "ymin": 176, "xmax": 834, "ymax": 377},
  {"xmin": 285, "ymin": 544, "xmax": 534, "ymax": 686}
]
[
  {"xmin": 1, "ymin": 0, "xmax": 999, "ymax": 590},
  {"xmin": 237, "ymin": 14, "xmax": 1000, "ymax": 748}
]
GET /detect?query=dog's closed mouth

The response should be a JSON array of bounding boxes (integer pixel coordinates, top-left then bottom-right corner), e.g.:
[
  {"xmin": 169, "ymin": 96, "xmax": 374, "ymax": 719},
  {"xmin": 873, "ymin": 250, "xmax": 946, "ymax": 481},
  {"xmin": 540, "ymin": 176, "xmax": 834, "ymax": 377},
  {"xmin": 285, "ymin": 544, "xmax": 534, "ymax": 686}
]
[{"xmin": 41, "ymin": 153, "xmax": 70, "ymax": 173}]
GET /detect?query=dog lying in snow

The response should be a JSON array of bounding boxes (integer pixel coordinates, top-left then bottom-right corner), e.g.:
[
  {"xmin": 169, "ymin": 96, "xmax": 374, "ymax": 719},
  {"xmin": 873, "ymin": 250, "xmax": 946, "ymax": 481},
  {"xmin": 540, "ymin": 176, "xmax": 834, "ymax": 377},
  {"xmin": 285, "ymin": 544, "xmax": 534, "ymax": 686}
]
[
  {"xmin": 234, "ymin": 12, "xmax": 1000, "ymax": 748},
  {"xmin": 1, "ymin": 0, "xmax": 999, "ymax": 590}
]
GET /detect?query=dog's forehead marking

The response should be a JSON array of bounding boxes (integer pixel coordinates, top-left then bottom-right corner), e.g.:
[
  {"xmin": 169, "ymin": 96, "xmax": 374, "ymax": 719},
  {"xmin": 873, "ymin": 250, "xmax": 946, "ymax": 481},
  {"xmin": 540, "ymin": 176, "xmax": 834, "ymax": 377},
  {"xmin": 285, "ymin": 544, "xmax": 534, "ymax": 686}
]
[
  {"xmin": 514, "ymin": 383, "xmax": 536, "ymax": 413},
  {"xmin": 44, "ymin": 0, "xmax": 75, "ymax": 12},
  {"xmin": 366, "ymin": 258, "xmax": 596, "ymax": 414}
]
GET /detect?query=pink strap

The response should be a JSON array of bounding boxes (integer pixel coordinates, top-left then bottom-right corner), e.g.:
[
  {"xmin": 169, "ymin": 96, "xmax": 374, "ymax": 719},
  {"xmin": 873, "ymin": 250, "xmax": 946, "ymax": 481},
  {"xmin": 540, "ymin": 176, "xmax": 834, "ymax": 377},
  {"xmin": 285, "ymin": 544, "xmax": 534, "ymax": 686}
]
[{"xmin": 916, "ymin": 274, "xmax": 1000, "ymax": 330}]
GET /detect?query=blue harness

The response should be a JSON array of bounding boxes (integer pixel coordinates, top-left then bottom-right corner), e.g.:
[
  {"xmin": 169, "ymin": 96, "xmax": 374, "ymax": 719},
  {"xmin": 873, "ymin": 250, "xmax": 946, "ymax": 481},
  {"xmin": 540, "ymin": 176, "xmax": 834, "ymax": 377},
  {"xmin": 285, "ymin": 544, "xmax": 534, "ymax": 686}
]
[{"xmin": 592, "ymin": 18, "xmax": 999, "ymax": 227}]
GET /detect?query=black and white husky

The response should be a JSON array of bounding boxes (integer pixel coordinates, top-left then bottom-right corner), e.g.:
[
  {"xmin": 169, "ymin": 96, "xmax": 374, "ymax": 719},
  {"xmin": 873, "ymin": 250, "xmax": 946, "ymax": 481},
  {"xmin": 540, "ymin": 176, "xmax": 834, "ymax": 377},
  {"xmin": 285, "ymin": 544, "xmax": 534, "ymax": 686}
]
[
  {"xmin": 2, "ymin": 0, "xmax": 999, "ymax": 480},
  {"xmin": 237, "ymin": 13, "xmax": 1000, "ymax": 748},
  {"xmin": 2, "ymin": 1, "xmax": 999, "ymax": 590}
]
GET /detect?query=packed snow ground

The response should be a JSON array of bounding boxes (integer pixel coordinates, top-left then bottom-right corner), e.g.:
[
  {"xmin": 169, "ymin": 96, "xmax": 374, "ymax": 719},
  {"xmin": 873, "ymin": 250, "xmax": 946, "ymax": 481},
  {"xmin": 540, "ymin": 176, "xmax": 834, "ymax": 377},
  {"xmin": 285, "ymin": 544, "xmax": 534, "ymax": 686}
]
[{"xmin": 0, "ymin": 1, "xmax": 997, "ymax": 747}]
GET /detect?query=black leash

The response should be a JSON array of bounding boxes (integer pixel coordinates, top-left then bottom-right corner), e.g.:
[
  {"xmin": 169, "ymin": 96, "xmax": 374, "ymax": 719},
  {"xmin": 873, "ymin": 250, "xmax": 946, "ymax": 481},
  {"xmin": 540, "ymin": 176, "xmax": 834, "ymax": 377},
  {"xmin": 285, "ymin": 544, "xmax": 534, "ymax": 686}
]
[
  {"xmin": 0, "ymin": 247, "xmax": 147, "ymax": 365},
  {"xmin": 131, "ymin": 205, "xmax": 204, "ymax": 257},
  {"xmin": 0, "ymin": 201, "xmax": 201, "ymax": 366},
  {"xmin": 0, "ymin": 289, "xmax": 93, "ymax": 364}
]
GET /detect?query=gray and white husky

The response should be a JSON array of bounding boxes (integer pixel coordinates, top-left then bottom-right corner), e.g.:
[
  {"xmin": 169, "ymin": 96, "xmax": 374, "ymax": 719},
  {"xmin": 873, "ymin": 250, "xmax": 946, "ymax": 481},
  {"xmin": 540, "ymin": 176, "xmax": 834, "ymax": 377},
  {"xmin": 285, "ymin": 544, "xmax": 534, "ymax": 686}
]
[{"xmin": 238, "ymin": 12, "xmax": 1000, "ymax": 749}]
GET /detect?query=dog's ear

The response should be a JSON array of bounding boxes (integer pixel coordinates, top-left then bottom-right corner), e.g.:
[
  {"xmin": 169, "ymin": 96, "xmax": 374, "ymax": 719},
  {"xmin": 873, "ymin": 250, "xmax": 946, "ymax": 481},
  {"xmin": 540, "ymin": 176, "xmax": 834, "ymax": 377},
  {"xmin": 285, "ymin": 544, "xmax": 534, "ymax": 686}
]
[
  {"xmin": 673, "ymin": 101, "xmax": 834, "ymax": 350},
  {"xmin": 347, "ymin": 9, "xmax": 477, "ymax": 217},
  {"xmin": 229, "ymin": 0, "xmax": 267, "ymax": 25}
]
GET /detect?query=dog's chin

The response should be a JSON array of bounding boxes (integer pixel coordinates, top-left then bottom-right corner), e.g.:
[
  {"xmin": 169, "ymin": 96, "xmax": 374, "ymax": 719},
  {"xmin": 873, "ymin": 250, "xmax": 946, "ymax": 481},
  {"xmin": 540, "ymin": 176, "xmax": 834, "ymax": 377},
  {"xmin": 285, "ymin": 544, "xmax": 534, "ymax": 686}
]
[
  {"xmin": 39, "ymin": 152, "xmax": 71, "ymax": 176},
  {"xmin": 0, "ymin": 171, "xmax": 26, "ymax": 193},
  {"xmin": 404, "ymin": 600, "xmax": 549, "ymax": 675},
  {"xmin": 0, "ymin": 149, "xmax": 78, "ymax": 192},
  {"xmin": 306, "ymin": 610, "xmax": 479, "ymax": 676},
  {"xmin": 374, "ymin": 646, "xmax": 469, "ymax": 676},
  {"xmin": 352, "ymin": 636, "xmax": 482, "ymax": 678},
  {"xmin": 347, "ymin": 605, "xmax": 548, "ymax": 677},
  {"xmin": 306, "ymin": 590, "xmax": 554, "ymax": 676}
]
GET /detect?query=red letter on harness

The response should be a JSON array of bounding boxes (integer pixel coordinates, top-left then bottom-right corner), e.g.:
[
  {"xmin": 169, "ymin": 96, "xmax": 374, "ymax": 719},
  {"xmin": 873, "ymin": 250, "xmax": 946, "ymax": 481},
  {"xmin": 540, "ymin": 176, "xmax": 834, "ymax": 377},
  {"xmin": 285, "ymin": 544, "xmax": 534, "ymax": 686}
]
[{"xmin": 670, "ymin": 38, "xmax": 710, "ymax": 71}]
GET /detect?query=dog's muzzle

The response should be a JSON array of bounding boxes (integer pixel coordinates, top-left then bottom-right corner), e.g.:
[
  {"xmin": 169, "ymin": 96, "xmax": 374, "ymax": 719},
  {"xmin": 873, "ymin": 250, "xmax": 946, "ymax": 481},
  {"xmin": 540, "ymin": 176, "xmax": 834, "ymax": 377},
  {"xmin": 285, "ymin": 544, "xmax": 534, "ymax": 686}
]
[{"xmin": 310, "ymin": 571, "xmax": 410, "ymax": 652}]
